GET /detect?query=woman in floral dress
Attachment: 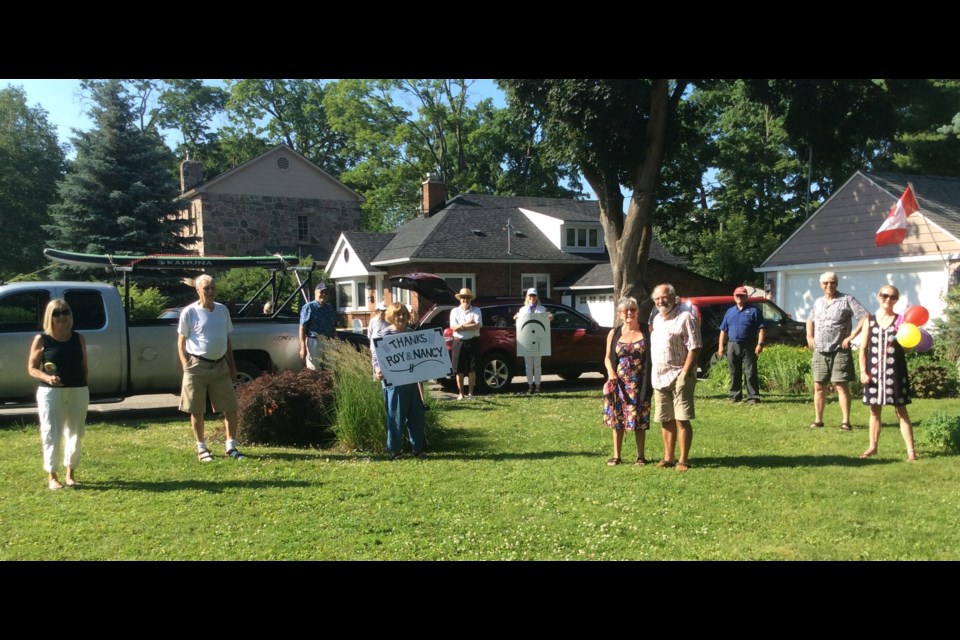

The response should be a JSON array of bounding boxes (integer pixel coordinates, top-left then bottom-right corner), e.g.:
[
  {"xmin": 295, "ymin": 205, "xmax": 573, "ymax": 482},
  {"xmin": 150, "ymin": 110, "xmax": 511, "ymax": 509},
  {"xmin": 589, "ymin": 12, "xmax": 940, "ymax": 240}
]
[{"xmin": 603, "ymin": 297, "xmax": 652, "ymax": 466}]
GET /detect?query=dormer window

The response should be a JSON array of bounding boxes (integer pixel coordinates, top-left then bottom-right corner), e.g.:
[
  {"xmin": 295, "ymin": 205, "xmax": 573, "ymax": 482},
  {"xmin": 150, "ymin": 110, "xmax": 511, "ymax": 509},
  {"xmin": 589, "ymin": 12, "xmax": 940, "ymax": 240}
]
[{"xmin": 565, "ymin": 226, "xmax": 600, "ymax": 250}]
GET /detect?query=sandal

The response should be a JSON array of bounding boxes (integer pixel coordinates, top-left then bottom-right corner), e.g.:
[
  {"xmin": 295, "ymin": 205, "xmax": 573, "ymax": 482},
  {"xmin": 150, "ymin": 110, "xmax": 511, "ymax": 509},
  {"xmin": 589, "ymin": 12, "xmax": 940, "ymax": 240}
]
[
  {"xmin": 197, "ymin": 449, "xmax": 213, "ymax": 463},
  {"xmin": 226, "ymin": 448, "xmax": 246, "ymax": 460},
  {"xmin": 606, "ymin": 457, "xmax": 621, "ymax": 466},
  {"xmin": 634, "ymin": 457, "xmax": 648, "ymax": 466},
  {"xmin": 675, "ymin": 462, "xmax": 691, "ymax": 472},
  {"xmin": 839, "ymin": 422, "xmax": 852, "ymax": 432},
  {"xmin": 655, "ymin": 459, "xmax": 676, "ymax": 468},
  {"xmin": 808, "ymin": 421, "xmax": 824, "ymax": 429}
]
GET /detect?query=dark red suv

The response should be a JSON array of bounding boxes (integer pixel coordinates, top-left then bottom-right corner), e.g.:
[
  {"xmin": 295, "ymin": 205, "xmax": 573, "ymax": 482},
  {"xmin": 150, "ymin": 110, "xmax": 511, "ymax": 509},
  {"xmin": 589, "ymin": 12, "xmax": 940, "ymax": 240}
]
[{"xmin": 391, "ymin": 273, "xmax": 612, "ymax": 392}]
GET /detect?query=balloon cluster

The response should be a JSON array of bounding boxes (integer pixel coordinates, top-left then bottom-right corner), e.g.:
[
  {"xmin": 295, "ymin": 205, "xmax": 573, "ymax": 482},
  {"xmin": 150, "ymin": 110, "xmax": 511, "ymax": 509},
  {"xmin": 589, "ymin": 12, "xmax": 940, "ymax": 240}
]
[{"xmin": 895, "ymin": 305, "xmax": 933, "ymax": 352}]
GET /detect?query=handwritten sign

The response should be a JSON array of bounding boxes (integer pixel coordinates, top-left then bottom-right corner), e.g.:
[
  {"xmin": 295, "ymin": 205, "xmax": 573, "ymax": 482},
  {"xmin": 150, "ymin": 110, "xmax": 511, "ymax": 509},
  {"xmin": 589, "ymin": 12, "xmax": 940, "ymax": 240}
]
[
  {"xmin": 516, "ymin": 312, "xmax": 551, "ymax": 357},
  {"xmin": 373, "ymin": 327, "xmax": 453, "ymax": 387}
]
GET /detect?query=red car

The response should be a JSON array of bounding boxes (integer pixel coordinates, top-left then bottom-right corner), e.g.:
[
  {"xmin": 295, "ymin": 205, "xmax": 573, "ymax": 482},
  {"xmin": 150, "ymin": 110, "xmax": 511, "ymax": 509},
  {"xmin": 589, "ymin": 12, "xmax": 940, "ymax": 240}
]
[{"xmin": 391, "ymin": 273, "xmax": 611, "ymax": 393}]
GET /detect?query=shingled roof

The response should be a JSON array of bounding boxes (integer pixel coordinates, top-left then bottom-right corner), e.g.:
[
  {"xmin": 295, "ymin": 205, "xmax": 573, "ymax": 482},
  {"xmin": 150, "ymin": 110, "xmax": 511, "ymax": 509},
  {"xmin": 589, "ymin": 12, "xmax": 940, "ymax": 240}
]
[
  {"xmin": 371, "ymin": 193, "xmax": 682, "ymax": 266},
  {"xmin": 341, "ymin": 231, "xmax": 395, "ymax": 265},
  {"xmin": 865, "ymin": 171, "xmax": 960, "ymax": 240}
]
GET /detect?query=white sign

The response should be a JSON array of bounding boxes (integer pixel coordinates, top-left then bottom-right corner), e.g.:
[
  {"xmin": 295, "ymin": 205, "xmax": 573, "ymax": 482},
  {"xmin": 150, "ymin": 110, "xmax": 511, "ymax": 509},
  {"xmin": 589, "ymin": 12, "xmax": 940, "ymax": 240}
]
[
  {"xmin": 516, "ymin": 312, "xmax": 551, "ymax": 357},
  {"xmin": 373, "ymin": 327, "xmax": 453, "ymax": 387}
]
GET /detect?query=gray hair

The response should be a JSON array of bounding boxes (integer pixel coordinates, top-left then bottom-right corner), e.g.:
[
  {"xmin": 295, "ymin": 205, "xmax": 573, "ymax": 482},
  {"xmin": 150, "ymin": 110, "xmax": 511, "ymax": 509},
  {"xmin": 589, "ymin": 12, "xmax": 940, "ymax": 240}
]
[
  {"xmin": 820, "ymin": 271, "xmax": 838, "ymax": 284},
  {"xmin": 651, "ymin": 283, "xmax": 676, "ymax": 299},
  {"xmin": 195, "ymin": 274, "xmax": 215, "ymax": 290},
  {"xmin": 616, "ymin": 296, "xmax": 639, "ymax": 314}
]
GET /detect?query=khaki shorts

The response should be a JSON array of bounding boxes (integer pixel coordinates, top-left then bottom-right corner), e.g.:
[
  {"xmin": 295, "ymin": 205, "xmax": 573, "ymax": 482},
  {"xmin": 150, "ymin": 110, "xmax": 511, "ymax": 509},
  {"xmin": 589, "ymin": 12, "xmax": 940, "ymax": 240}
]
[
  {"xmin": 653, "ymin": 371, "xmax": 697, "ymax": 422},
  {"xmin": 811, "ymin": 349, "xmax": 855, "ymax": 383},
  {"xmin": 179, "ymin": 356, "xmax": 237, "ymax": 415}
]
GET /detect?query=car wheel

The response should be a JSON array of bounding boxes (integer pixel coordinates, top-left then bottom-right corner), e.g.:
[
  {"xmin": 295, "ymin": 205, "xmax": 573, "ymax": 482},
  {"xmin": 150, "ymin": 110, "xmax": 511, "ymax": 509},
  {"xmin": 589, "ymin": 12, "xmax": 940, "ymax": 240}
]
[
  {"xmin": 234, "ymin": 359, "xmax": 262, "ymax": 387},
  {"xmin": 479, "ymin": 352, "xmax": 514, "ymax": 392}
]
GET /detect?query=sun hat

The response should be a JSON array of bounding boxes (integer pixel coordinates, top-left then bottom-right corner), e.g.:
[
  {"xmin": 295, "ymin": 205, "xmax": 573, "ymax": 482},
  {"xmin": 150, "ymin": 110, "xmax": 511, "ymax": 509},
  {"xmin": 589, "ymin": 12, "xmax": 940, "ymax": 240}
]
[{"xmin": 456, "ymin": 287, "xmax": 475, "ymax": 300}]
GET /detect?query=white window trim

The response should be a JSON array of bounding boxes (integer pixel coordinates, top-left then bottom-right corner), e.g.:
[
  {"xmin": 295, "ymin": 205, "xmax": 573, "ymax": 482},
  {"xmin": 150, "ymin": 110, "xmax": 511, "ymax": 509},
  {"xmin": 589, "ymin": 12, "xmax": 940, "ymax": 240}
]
[
  {"xmin": 562, "ymin": 224, "xmax": 604, "ymax": 252},
  {"xmin": 521, "ymin": 273, "xmax": 550, "ymax": 298},
  {"xmin": 336, "ymin": 279, "xmax": 368, "ymax": 312},
  {"xmin": 439, "ymin": 273, "xmax": 476, "ymax": 296}
]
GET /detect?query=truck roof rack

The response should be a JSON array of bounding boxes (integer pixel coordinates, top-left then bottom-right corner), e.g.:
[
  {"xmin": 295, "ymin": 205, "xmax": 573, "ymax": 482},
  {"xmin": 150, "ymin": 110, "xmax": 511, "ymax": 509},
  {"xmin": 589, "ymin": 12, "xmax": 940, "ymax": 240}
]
[{"xmin": 44, "ymin": 248, "xmax": 306, "ymax": 272}]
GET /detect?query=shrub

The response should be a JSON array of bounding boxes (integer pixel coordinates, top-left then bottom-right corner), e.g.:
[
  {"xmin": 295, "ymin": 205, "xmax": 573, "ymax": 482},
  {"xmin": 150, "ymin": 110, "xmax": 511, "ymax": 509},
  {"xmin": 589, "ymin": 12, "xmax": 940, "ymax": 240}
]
[
  {"xmin": 908, "ymin": 360, "xmax": 960, "ymax": 399},
  {"xmin": 118, "ymin": 283, "xmax": 169, "ymax": 320},
  {"xmin": 235, "ymin": 369, "xmax": 336, "ymax": 446},
  {"xmin": 921, "ymin": 411, "xmax": 960, "ymax": 454},
  {"xmin": 323, "ymin": 337, "xmax": 444, "ymax": 454},
  {"xmin": 759, "ymin": 345, "xmax": 811, "ymax": 394}
]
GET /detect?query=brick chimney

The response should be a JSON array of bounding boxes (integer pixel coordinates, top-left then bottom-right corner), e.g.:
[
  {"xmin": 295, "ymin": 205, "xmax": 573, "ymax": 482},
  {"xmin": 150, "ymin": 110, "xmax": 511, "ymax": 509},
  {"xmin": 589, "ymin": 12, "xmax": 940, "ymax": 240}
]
[
  {"xmin": 422, "ymin": 173, "xmax": 447, "ymax": 217},
  {"xmin": 180, "ymin": 151, "xmax": 204, "ymax": 193}
]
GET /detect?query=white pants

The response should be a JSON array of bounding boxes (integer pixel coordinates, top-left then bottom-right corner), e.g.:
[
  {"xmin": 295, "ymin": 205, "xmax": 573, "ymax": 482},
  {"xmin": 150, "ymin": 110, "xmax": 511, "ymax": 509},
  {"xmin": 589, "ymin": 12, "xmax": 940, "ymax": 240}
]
[
  {"xmin": 524, "ymin": 355, "xmax": 542, "ymax": 386},
  {"xmin": 37, "ymin": 386, "xmax": 89, "ymax": 472},
  {"xmin": 305, "ymin": 336, "xmax": 325, "ymax": 370}
]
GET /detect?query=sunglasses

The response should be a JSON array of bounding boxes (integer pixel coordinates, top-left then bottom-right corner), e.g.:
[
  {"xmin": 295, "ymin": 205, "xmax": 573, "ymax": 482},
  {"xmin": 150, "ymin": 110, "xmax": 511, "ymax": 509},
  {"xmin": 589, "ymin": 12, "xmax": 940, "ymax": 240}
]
[
  {"xmin": 52, "ymin": 309, "xmax": 71, "ymax": 318},
  {"xmin": 820, "ymin": 281, "xmax": 837, "ymax": 286},
  {"xmin": 879, "ymin": 293, "xmax": 899, "ymax": 300}
]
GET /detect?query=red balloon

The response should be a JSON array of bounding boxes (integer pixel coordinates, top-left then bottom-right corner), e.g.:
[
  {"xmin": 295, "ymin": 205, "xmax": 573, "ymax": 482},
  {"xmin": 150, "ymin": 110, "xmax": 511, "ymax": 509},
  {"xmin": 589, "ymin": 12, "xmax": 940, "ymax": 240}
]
[{"xmin": 903, "ymin": 305, "xmax": 930, "ymax": 327}]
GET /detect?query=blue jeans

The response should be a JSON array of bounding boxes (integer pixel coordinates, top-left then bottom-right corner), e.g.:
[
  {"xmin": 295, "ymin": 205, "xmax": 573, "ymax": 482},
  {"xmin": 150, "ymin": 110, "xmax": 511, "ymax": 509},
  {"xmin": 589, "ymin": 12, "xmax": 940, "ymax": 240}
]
[{"xmin": 383, "ymin": 383, "xmax": 426, "ymax": 455}]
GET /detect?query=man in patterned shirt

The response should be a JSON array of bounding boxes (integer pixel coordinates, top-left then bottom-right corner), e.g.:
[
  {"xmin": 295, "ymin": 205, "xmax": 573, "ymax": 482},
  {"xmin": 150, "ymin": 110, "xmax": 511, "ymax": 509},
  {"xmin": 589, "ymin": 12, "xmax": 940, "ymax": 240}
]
[
  {"xmin": 805, "ymin": 271, "xmax": 868, "ymax": 431},
  {"xmin": 299, "ymin": 283, "xmax": 336, "ymax": 370},
  {"xmin": 650, "ymin": 283, "xmax": 701, "ymax": 472}
]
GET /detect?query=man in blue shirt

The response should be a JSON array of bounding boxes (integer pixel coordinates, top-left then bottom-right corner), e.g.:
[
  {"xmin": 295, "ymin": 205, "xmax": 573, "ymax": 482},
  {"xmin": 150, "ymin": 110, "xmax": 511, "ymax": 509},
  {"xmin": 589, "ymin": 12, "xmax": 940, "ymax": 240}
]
[
  {"xmin": 717, "ymin": 287, "xmax": 766, "ymax": 404},
  {"xmin": 299, "ymin": 283, "xmax": 336, "ymax": 370}
]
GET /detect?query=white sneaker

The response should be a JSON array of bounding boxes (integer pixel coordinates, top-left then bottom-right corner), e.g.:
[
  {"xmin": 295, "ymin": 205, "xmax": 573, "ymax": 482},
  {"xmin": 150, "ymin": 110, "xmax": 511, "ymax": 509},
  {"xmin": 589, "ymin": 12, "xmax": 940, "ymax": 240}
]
[
  {"xmin": 457, "ymin": 394, "xmax": 464, "ymax": 400},
  {"xmin": 466, "ymin": 393, "xmax": 474, "ymax": 400}
]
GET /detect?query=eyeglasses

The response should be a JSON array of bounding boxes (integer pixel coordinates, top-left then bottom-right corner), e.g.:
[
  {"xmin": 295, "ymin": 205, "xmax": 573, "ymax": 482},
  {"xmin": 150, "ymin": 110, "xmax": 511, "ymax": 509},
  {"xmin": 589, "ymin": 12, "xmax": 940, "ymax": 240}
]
[
  {"xmin": 820, "ymin": 281, "xmax": 837, "ymax": 286},
  {"xmin": 879, "ymin": 293, "xmax": 899, "ymax": 300},
  {"xmin": 623, "ymin": 309, "xmax": 638, "ymax": 314},
  {"xmin": 52, "ymin": 309, "xmax": 71, "ymax": 318}
]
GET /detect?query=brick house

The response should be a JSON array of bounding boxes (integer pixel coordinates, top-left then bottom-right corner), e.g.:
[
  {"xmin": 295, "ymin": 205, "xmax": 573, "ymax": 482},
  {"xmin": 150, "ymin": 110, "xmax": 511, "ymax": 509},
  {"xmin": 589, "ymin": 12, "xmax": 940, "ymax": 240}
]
[
  {"xmin": 176, "ymin": 144, "xmax": 363, "ymax": 264},
  {"xmin": 326, "ymin": 176, "xmax": 728, "ymax": 329}
]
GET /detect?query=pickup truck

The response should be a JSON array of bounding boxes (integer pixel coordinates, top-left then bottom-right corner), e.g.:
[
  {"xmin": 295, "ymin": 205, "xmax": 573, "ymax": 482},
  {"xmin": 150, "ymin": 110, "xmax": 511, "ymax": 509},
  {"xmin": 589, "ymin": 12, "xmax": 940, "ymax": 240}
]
[{"xmin": 0, "ymin": 281, "xmax": 304, "ymax": 407}]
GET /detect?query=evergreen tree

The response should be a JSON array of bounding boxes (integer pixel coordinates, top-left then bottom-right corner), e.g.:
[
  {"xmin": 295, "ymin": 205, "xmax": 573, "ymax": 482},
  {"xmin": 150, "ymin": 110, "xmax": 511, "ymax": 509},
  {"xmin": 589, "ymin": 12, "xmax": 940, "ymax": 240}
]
[
  {"xmin": 0, "ymin": 86, "xmax": 66, "ymax": 279},
  {"xmin": 46, "ymin": 80, "xmax": 190, "ymax": 272}
]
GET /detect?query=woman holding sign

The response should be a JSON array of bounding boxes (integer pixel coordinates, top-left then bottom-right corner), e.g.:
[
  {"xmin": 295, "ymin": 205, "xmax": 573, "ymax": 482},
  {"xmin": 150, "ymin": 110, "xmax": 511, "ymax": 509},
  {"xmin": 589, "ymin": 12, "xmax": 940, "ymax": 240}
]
[
  {"xmin": 513, "ymin": 288, "xmax": 554, "ymax": 394},
  {"xmin": 372, "ymin": 303, "xmax": 427, "ymax": 460},
  {"xmin": 852, "ymin": 285, "xmax": 917, "ymax": 461}
]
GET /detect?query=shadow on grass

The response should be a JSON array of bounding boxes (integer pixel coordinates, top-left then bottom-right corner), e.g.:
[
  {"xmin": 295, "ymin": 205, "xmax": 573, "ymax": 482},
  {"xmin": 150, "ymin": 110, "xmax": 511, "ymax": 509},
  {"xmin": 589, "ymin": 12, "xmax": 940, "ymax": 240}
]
[
  {"xmin": 78, "ymin": 478, "xmax": 314, "ymax": 493},
  {"xmin": 693, "ymin": 454, "xmax": 901, "ymax": 469}
]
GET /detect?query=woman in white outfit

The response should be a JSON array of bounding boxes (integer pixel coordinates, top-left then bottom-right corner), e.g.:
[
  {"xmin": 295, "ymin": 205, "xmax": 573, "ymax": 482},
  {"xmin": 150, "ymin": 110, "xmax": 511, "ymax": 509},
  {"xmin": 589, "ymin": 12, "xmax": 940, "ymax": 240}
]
[
  {"xmin": 27, "ymin": 299, "xmax": 89, "ymax": 490},
  {"xmin": 513, "ymin": 288, "xmax": 553, "ymax": 394}
]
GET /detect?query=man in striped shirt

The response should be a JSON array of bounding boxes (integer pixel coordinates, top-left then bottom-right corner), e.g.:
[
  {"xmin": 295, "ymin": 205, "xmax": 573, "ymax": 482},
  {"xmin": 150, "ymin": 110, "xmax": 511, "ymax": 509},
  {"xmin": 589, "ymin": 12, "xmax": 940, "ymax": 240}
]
[{"xmin": 650, "ymin": 283, "xmax": 701, "ymax": 472}]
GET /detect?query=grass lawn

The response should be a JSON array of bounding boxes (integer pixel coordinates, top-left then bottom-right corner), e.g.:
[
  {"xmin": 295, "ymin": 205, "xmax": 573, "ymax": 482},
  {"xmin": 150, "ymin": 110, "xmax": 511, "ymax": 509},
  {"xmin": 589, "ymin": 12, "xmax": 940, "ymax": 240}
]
[{"xmin": 2, "ymin": 386, "xmax": 958, "ymax": 560}]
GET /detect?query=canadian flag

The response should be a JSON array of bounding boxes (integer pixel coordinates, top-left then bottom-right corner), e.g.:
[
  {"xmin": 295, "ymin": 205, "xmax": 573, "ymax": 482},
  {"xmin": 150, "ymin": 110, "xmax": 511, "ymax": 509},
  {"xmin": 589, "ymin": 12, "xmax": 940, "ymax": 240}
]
[{"xmin": 875, "ymin": 184, "xmax": 919, "ymax": 246}]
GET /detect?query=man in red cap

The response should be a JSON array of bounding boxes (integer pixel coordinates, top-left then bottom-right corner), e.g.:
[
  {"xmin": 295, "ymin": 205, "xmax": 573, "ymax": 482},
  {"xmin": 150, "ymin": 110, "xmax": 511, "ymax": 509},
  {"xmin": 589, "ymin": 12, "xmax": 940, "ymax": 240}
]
[{"xmin": 717, "ymin": 286, "xmax": 766, "ymax": 404}]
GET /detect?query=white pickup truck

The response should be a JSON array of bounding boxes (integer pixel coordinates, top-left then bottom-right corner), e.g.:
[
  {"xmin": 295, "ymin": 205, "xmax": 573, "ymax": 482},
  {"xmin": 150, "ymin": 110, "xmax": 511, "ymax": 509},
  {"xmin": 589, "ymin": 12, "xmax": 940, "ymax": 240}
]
[{"xmin": 0, "ymin": 281, "xmax": 304, "ymax": 407}]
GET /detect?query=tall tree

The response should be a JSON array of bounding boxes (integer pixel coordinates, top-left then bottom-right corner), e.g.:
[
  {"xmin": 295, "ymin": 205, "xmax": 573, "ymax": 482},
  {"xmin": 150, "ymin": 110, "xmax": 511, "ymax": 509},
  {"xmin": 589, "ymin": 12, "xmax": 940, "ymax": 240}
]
[
  {"xmin": 0, "ymin": 86, "xmax": 66, "ymax": 279},
  {"xmin": 325, "ymin": 79, "xmax": 581, "ymax": 231},
  {"xmin": 884, "ymin": 79, "xmax": 960, "ymax": 177},
  {"xmin": 501, "ymin": 79, "xmax": 687, "ymax": 303},
  {"xmin": 224, "ymin": 79, "xmax": 354, "ymax": 176},
  {"xmin": 46, "ymin": 80, "xmax": 189, "ymax": 273}
]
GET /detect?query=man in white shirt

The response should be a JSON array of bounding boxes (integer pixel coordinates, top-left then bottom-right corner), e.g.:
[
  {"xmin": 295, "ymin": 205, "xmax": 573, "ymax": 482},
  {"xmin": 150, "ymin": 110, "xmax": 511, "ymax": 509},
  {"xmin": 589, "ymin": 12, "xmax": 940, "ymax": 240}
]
[{"xmin": 450, "ymin": 288, "xmax": 482, "ymax": 399}]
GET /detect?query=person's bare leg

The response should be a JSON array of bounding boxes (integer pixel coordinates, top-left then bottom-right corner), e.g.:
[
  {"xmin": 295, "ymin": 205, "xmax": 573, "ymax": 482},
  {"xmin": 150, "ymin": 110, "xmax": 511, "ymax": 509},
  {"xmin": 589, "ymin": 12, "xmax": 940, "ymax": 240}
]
[
  {"xmin": 677, "ymin": 420, "xmax": 693, "ymax": 465},
  {"xmin": 634, "ymin": 429, "xmax": 646, "ymax": 463},
  {"xmin": 456, "ymin": 374, "xmax": 465, "ymax": 398},
  {"xmin": 895, "ymin": 405, "xmax": 917, "ymax": 461},
  {"xmin": 660, "ymin": 420, "xmax": 677, "ymax": 464},
  {"xmin": 813, "ymin": 381, "xmax": 827, "ymax": 424},
  {"xmin": 860, "ymin": 406, "xmax": 880, "ymax": 458},
  {"xmin": 609, "ymin": 429, "xmax": 624, "ymax": 464},
  {"xmin": 836, "ymin": 382, "xmax": 852, "ymax": 425},
  {"xmin": 468, "ymin": 372, "xmax": 476, "ymax": 396},
  {"xmin": 190, "ymin": 413, "xmax": 206, "ymax": 443},
  {"xmin": 224, "ymin": 410, "xmax": 239, "ymax": 442}
]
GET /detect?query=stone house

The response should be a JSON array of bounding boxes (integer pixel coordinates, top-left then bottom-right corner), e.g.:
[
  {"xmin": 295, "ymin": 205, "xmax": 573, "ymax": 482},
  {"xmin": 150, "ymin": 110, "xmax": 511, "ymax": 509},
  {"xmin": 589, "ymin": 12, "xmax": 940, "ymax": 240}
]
[{"xmin": 176, "ymin": 144, "xmax": 363, "ymax": 264}]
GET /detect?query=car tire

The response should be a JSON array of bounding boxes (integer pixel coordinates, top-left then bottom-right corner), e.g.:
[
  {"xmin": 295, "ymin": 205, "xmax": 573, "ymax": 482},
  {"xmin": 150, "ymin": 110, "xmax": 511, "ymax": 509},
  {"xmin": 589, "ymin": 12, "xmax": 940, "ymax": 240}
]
[
  {"xmin": 234, "ymin": 359, "xmax": 262, "ymax": 387},
  {"xmin": 478, "ymin": 352, "xmax": 514, "ymax": 393}
]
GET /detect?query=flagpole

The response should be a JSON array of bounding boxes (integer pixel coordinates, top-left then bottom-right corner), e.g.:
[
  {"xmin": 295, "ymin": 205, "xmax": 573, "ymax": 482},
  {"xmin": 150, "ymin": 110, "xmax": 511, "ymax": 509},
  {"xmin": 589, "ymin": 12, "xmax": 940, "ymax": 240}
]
[{"xmin": 910, "ymin": 181, "xmax": 952, "ymax": 271}]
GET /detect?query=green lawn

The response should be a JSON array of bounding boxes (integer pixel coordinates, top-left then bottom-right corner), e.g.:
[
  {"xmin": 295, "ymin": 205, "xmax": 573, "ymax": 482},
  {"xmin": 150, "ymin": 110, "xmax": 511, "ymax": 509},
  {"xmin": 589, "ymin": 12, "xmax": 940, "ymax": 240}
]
[{"xmin": 2, "ymin": 388, "xmax": 958, "ymax": 560}]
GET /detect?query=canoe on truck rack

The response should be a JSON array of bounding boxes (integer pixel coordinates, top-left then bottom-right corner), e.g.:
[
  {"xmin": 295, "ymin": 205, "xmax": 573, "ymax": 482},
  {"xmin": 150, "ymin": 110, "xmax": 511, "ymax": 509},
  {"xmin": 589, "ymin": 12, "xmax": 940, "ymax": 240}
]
[{"xmin": 43, "ymin": 248, "xmax": 301, "ymax": 271}]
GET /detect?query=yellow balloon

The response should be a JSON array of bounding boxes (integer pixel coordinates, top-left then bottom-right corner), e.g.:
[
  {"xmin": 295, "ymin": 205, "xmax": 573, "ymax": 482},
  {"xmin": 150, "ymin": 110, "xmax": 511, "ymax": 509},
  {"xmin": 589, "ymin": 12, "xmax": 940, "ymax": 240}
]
[{"xmin": 896, "ymin": 322, "xmax": 921, "ymax": 349}]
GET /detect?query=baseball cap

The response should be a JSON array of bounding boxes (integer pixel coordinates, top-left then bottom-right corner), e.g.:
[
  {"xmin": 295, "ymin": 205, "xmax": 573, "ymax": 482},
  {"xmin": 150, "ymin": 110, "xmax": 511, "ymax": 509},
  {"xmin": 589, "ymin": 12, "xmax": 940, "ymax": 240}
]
[
  {"xmin": 526, "ymin": 288, "xmax": 539, "ymax": 297},
  {"xmin": 733, "ymin": 286, "xmax": 748, "ymax": 296}
]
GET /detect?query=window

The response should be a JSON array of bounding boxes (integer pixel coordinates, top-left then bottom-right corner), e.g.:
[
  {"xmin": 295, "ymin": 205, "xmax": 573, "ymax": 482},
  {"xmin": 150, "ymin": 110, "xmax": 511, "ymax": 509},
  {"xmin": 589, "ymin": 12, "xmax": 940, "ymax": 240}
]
[
  {"xmin": 564, "ymin": 225, "xmax": 602, "ymax": 250},
  {"xmin": 336, "ymin": 280, "xmax": 372, "ymax": 311},
  {"xmin": 549, "ymin": 307, "xmax": 590, "ymax": 330},
  {"xmin": 298, "ymin": 215, "xmax": 309, "ymax": 242},
  {"xmin": 391, "ymin": 286, "xmax": 411, "ymax": 306},
  {"xmin": 356, "ymin": 282, "xmax": 367, "ymax": 308},
  {"xmin": 0, "ymin": 290, "xmax": 50, "ymax": 332},
  {"xmin": 336, "ymin": 282, "xmax": 354, "ymax": 311},
  {"xmin": 521, "ymin": 274, "xmax": 549, "ymax": 298},
  {"xmin": 63, "ymin": 290, "xmax": 107, "ymax": 330},
  {"xmin": 440, "ymin": 273, "xmax": 475, "ymax": 295}
]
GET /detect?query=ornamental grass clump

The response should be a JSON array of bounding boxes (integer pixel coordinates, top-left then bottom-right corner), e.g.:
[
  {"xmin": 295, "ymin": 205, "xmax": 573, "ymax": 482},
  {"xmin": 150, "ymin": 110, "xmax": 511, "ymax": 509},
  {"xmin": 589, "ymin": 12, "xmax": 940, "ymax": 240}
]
[
  {"xmin": 322, "ymin": 337, "xmax": 444, "ymax": 454},
  {"xmin": 235, "ymin": 368, "xmax": 336, "ymax": 446},
  {"xmin": 921, "ymin": 411, "xmax": 960, "ymax": 454}
]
